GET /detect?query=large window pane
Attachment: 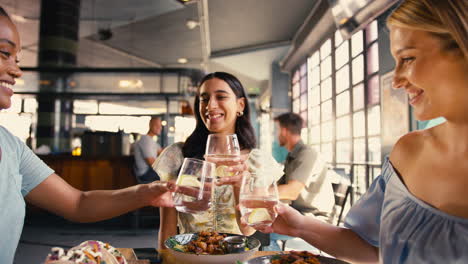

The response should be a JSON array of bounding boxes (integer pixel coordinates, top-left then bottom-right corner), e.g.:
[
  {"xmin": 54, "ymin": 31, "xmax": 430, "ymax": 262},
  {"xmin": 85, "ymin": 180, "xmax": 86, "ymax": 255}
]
[
  {"xmin": 300, "ymin": 76, "xmax": 308, "ymax": 93},
  {"xmin": 320, "ymin": 39, "xmax": 331, "ymax": 60},
  {"xmin": 300, "ymin": 63, "xmax": 307, "ymax": 77},
  {"xmin": 321, "ymin": 142, "xmax": 333, "ymax": 163},
  {"xmin": 353, "ymin": 165, "xmax": 367, "ymax": 196},
  {"xmin": 368, "ymin": 136, "xmax": 381, "ymax": 163},
  {"xmin": 353, "ymin": 138, "xmax": 366, "ymax": 162},
  {"xmin": 300, "ymin": 93, "xmax": 308, "ymax": 112},
  {"xmin": 367, "ymin": 105, "xmax": 381, "ymax": 135},
  {"xmin": 353, "ymin": 111, "xmax": 365, "ymax": 137},
  {"xmin": 336, "ymin": 140, "xmax": 351, "ymax": 163},
  {"xmin": 353, "ymin": 84, "xmax": 365, "ymax": 111},
  {"xmin": 321, "ymin": 77, "xmax": 332, "ymax": 101},
  {"xmin": 301, "ymin": 111, "xmax": 308, "ymax": 127},
  {"xmin": 335, "ymin": 30, "xmax": 344, "ymax": 48},
  {"xmin": 336, "ymin": 115, "xmax": 351, "ymax": 139},
  {"xmin": 293, "ymin": 98, "xmax": 300, "ymax": 113},
  {"xmin": 367, "ymin": 75, "xmax": 380, "ymax": 105},
  {"xmin": 321, "ymin": 57, "xmax": 332, "ymax": 80},
  {"xmin": 336, "ymin": 65, "xmax": 350, "ymax": 93},
  {"xmin": 310, "ymin": 125, "xmax": 321, "ymax": 144},
  {"xmin": 321, "ymin": 100, "xmax": 333, "ymax": 122},
  {"xmin": 367, "ymin": 43, "xmax": 379, "ymax": 75},
  {"xmin": 366, "ymin": 20, "xmax": 378, "ymax": 44},
  {"xmin": 293, "ymin": 82, "xmax": 300, "ymax": 99},
  {"xmin": 310, "ymin": 106, "xmax": 320, "ymax": 125},
  {"xmin": 74, "ymin": 100, "xmax": 98, "ymax": 114},
  {"xmin": 310, "ymin": 66, "xmax": 320, "ymax": 86},
  {"xmin": 336, "ymin": 91, "xmax": 350, "ymax": 116},
  {"xmin": 335, "ymin": 41, "xmax": 349, "ymax": 70},
  {"xmin": 321, "ymin": 121, "xmax": 334, "ymax": 142},
  {"xmin": 351, "ymin": 31, "xmax": 364, "ymax": 57},
  {"xmin": 352, "ymin": 55, "xmax": 364, "ymax": 85},
  {"xmin": 292, "ymin": 70, "xmax": 300, "ymax": 83},
  {"xmin": 24, "ymin": 98, "xmax": 38, "ymax": 113},
  {"xmin": 309, "ymin": 51, "xmax": 320, "ymax": 68},
  {"xmin": 310, "ymin": 85, "xmax": 320, "ymax": 106}
]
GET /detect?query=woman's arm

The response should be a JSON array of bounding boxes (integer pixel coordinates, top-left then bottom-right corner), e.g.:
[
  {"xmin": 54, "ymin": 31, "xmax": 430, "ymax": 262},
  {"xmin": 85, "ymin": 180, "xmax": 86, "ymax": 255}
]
[
  {"xmin": 259, "ymin": 203, "xmax": 379, "ymax": 264},
  {"xmin": 158, "ymin": 207, "xmax": 178, "ymax": 249},
  {"xmin": 25, "ymin": 173, "xmax": 175, "ymax": 223}
]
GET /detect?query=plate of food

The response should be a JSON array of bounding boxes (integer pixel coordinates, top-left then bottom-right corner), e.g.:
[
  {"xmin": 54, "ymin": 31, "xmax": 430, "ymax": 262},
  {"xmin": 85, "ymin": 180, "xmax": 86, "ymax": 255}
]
[
  {"xmin": 244, "ymin": 250, "xmax": 350, "ymax": 264},
  {"xmin": 164, "ymin": 231, "xmax": 261, "ymax": 264},
  {"xmin": 44, "ymin": 240, "xmax": 127, "ymax": 264}
]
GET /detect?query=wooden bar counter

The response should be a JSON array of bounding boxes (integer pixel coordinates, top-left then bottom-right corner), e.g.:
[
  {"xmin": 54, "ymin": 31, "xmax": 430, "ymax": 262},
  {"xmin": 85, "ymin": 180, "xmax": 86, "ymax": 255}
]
[{"xmin": 39, "ymin": 155, "xmax": 137, "ymax": 191}]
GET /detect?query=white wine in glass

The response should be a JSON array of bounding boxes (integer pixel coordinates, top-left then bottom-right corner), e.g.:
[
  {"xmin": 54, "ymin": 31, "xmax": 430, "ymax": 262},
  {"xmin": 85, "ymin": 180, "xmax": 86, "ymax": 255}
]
[
  {"xmin": 204, "ymin": 134, "xmax": 242, "ymax": 207},
  {"xmin": 173, "ymin": 158, "xmax": 215, "ymax": 214},
  {"xmin": 239, "ymin": 172, "xmax": 279, "ymax": 229}
]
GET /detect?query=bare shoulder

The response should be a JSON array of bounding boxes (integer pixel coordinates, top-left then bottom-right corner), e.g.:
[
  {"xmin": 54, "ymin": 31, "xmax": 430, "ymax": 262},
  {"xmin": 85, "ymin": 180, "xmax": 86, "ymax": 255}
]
[{"xmin": 389, "ymin": 130, "xmax": 430, "ymax": 172}]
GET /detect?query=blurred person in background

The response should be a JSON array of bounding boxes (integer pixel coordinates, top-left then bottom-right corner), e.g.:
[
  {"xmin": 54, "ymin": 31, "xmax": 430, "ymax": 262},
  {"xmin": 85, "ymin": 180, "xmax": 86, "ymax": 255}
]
[
  {"xmin": 264, "ymin": 112, "xmax": 334, "ymax": 251},
  {"xmin": 133, "ymin": 116, "xmax": 162, "ymax": 183}
]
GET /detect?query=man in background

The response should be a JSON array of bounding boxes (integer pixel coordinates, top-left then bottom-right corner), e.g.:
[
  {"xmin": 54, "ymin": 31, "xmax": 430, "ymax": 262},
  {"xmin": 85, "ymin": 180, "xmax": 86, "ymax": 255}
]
[
  {"xmin": 133, "ymin": 117, "xmax": 162, "ymax": 183},
  {"xmin": 266, "ymin": 112, "xmax": 334, "ymax": 250}
]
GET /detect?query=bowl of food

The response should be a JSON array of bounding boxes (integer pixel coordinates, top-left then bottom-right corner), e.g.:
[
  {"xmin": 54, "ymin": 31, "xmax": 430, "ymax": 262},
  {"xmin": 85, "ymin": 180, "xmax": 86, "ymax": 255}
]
[
  {"xmin": 164, "ymin": 231, "xmax": 261, "ymax": 264},
  {"xmin": 245, "ymin": 251, "xmax": 350, "ymax": 264}
]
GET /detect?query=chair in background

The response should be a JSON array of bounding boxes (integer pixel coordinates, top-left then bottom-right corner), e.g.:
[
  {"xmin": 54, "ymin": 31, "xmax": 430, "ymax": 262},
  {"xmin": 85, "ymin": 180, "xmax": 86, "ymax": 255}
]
[{"xmin": 330, "ymin": 168, "xmax": 352, "ymax": 226}]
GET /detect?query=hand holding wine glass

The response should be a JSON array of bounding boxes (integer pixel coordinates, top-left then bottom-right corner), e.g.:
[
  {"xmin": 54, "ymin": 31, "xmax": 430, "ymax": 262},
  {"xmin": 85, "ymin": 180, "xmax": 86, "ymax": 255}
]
[
  {"xmin": 239, "ymin": 172, "xmax": 279, "ymax": 229},
  {"xmin": 172, "ymin": 158, "xmax": 215, "ymax": 214}
]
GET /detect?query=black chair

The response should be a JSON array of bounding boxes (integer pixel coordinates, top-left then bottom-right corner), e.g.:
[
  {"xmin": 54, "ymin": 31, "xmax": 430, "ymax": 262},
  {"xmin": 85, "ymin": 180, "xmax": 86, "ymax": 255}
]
[{"xmin": 330, "ymin": 168, "xmax": 352, "ymax": 226}]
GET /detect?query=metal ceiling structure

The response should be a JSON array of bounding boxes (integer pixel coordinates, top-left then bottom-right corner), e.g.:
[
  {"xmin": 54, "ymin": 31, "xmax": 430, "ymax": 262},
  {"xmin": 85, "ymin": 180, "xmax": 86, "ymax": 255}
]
[{"xmin": 2, "ymin": 0, "xmax": 320, "ymax": 89}]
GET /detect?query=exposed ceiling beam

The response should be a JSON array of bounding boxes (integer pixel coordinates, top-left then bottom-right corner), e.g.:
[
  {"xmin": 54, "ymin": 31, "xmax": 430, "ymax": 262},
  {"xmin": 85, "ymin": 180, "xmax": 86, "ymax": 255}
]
[
  {"xmin": 86, "ymin": 38, "xmax": 163, "ymax": 68},
  {"xmin": 198, "ymin": 0, "xmax": 211, "ymax": 71},
  {"xmin": 210, "ymin": 40, "xmax": 291, "ymax": 58}
]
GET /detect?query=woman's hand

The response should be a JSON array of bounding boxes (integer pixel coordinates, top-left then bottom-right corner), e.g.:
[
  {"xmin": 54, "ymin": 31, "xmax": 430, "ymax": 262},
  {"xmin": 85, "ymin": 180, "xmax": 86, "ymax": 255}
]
[
  {"xmin": 255, "ymin": 203, "xmax": 305, "ymax": 237},
  {"xmin": 141, "ymin": 181, "xmax": 177, "ymax": 208},
  {"xmin": 215, "ymin": 153, "xmax": 249, "ymax": 188}
]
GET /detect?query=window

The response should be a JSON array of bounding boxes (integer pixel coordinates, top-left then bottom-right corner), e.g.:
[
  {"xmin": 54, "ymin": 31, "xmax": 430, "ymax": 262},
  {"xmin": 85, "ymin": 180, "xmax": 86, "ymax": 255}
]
[{"xmin": 291, "ymin": 20, "xmax": 382, "ymax": 203}]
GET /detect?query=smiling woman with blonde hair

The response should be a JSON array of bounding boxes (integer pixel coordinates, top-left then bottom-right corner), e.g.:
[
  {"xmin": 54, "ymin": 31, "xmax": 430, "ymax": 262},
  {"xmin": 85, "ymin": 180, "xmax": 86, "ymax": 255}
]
[{"xmin": 253, "ymin": 0, "xmax": 468, "ymax": 263}]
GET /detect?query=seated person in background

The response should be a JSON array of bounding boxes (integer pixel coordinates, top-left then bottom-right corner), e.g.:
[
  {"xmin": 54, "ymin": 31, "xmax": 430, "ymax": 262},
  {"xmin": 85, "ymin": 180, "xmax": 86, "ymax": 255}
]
[
  {"xmin": 264, "ymin": 113, "xmax": 334, "ymax": 251},
  {"xmin": 133, "ymin": 117, "xmax": 162, "ymax": 184}
]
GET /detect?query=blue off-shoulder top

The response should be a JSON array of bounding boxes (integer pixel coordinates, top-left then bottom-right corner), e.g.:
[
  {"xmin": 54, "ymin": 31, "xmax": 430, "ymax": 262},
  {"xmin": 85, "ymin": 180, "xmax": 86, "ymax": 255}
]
[{"xmin": 344, "ymin": 157, "xmax": 468, "ymax": 263}]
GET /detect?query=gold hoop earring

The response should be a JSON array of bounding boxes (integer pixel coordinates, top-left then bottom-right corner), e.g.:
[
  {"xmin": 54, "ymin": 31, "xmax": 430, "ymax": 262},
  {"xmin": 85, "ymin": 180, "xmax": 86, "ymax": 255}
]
[{"xmin": 237, "ymin": 111, "xmax": 244, "ymax": 117}]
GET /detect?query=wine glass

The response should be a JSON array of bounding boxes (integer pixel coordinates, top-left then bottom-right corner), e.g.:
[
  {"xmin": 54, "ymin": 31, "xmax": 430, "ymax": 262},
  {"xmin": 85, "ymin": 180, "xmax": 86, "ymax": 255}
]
[
  {"xmin": 239, "ymin": 172, "xmax": 279, "ymax": 229},
  {"xmin": 204, "ymin": 134, "xmax": 241, "ymax": 207},
  {"xmin": 173, "ymin": 158, "xmax": 215, "ymax": 214}
]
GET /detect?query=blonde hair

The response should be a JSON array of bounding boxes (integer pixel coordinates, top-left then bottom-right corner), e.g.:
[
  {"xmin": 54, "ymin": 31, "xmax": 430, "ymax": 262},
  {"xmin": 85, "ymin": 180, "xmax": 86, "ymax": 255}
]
[{"xmin": 387, "ymin": 0, "xmax": 467, "ymax": 59}]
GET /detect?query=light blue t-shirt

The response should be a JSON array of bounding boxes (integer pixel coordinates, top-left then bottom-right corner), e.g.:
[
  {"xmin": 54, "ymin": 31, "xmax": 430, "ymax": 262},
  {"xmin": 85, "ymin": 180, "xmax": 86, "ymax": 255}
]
[
  {"xmin": 345, "ymin": 157, "xmax": 468, "ymax": 263},
  {"xmin": 0, "ymin": 126, "xmax": 54, "ymax": 263}
]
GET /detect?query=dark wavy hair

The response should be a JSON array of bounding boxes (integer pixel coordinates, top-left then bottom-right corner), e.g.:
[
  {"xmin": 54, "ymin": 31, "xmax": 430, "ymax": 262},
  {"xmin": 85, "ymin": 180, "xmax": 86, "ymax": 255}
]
[{"xmin": 182, "ymin": 72, "xmax": 257, "ymax": 158}]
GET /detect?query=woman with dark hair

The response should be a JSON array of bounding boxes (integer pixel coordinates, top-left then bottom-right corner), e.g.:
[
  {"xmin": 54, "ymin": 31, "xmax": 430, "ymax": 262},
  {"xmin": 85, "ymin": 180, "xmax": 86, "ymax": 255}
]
[
  {"xmin": 0, "ymin": 7, "xmax": 175, "ymax": 263},
  {"xmin": 155, "ymin": 72, "xmax": 282, "ymax": 249},
  {"xmin": 182, "ymin": 72, "xmax": 256, "ymax": 159}
]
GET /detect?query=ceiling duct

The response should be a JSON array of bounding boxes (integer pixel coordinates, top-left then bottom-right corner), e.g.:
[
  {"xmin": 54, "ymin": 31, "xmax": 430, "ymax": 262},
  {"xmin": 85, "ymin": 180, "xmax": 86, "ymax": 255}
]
[{"xmin": 327, "ymin": 0, "xmax": 399, "ymax": 40}]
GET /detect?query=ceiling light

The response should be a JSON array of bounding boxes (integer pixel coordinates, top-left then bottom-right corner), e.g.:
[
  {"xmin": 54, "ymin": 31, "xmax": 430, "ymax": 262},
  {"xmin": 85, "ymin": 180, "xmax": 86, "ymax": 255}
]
[
  {"xmin": 119, "ymin": 80, "xmax": 143, "ymax": 89},
  {"xmin": 177, "ymin": 58, "xmax": 188, "ymax": 64},
  {"xmin": 186, "ymin": 19, "xmax": 200, "ymax": 30}
]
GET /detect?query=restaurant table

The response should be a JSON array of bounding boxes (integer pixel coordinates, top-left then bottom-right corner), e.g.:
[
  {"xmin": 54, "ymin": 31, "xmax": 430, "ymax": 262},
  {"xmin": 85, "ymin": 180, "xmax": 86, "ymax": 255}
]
[{"xmin": 119, "ymin": 248, "xmax": 278, "ymax": 264}]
